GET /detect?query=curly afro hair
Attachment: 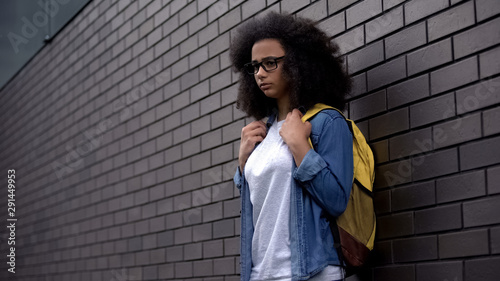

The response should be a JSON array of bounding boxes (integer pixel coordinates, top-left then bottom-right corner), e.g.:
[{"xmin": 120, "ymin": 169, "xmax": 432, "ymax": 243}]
[{"xmin": 230, "ymin": 12, "xmax": 352, "ymax": 120}]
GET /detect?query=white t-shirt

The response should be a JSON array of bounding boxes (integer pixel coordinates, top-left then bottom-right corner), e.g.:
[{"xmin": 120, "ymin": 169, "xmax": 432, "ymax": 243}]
[
  {"xmin": 246, "ymin": 119, "xmax": 293, "ymax": 280},
  {"xmin": 245, "ymin": 119, "xmax": 343, "ymax": 281}
]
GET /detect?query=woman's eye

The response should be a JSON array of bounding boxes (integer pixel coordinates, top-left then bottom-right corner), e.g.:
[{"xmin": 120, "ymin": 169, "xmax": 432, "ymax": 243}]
[{"xmin": 264, "ymin": 61, "xmax": 274, "ymax": 67}]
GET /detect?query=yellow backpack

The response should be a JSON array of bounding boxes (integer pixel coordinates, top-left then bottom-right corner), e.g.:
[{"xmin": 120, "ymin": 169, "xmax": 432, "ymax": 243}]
[{"xmin": 302, "ymin": 103, "xmax": 376, "ymax": 268}]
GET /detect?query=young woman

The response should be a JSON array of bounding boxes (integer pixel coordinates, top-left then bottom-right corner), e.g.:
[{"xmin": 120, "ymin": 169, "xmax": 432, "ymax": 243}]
[{"xmin": 230, "ymin": 12, "xmax": 354, "ymax": 281}]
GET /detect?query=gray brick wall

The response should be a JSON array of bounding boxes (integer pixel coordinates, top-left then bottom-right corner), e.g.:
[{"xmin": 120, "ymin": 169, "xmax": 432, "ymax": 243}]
[{"xmin": 0, "ymin": 0, "xmax": 498, "ymax": 280}]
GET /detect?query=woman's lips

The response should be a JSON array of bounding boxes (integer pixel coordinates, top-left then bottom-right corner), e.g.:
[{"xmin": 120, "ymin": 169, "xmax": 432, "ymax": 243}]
[{"xmin": 260, "ymin": 83, "xmax": 270, "ymax": 90}]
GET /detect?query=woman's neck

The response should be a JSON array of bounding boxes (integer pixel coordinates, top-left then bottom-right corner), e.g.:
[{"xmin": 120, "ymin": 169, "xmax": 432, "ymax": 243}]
[{"xmin": 276, "ymin": 96, "xmax": 290, "ymax": 121}]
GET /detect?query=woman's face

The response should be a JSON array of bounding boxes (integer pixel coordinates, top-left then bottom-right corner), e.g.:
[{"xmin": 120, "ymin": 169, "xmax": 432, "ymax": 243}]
[{"xmin": 251, "ymin": 39, "xmax": 289, "ymax": 101}]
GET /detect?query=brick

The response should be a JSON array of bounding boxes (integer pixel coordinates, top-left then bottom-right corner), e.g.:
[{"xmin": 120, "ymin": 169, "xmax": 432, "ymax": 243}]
[
  {"xmin": 410, "ymin": 92, "xmax": 455, "ymax": 128},
  {"xmin": 392, "ymin": 181, "xmax": 435, "ymax": 211},
  {"xmin": 212, "ymin": 182, "xmax": 234, "ymax": 202},
  {"xmin": 404, "ymin": 0, "xmax": 448, "ymax": 24},
  {"xmin": 328, "ymin": 0, "xmax": 357, "ymax": 14},
  {"xmin": 184, "ymin": 242, "xmax": 203, "ymax": 260},
  {"xmin": 367, "ymin": 56, "xmax": 406, "ymax": 91},
  {"xmin": 230, "ymin": 0, "xmax": 245, "ymax": 9},
  {"xmin": 476, "ymin": 0, "xmax": 500, "ymax": 21},
  {"xmin": 384, "ymin": 0, "xmax": 405, "ymax": 10},
  {"xmin": 192, "ymin": 151, "xmax": 211, "ymax": 171},
  {"xmin": 281, "ymin": 0, "xmax": 310, "ymax": 14},
  {"xmin": 393, "ymin": 236, "xmax": 437, "ymax": 262},
  {"xmin": 434, "ymin": 56, "xmax": 479, "ymax": 94},
  {"xmin": 191, "ymin": 116, "xmax": 211, "ymax": 137},
  {"xmin": 460, "ymin": 135, "xmax": 500, "ymax": 170},
  {"xmin": 366, "ymin": 6, "xmax": 404, "ymax": 43},
  {"xmin": 376, "ymin": 212, "xmax": 413, "ymax": 239},
  {"xmin": 428, "ymin": 1, "xmax": 474, "ymax": 42},
  {"xmin": 487, "ymin": 166, "xmax": 500, "ymax": 194},
  {"xmin": 434, "ymin": 112, "xmax": 482, "ymax": 149},
  {"xmin": 143, "ymin": 266, "xmax": 158, "ymax": 280},
  {"xmin": 463, "ymin": 196, "xmax": 500, "ymax": 227},
  {"xmin": 211, "ymin": 105, "xmax": 233, "ymax": 128},
  {"xmin": 415, "ymin": 204, "xmax": 462, "ymax": 234},
  {"xmin": 374, "ymin": 190, "xmax": 391, "ymax": 215},
  {"xmin": 374, "ymin": 265, "xmax": 415, "ymax": 281},
  {"xmin": 171, "ymin": 24, "xmax": 189, "ymax": 47},
  {"xmin": 492, "ymin": 226, "xmax": 500, "ymax": 254},
  {"xmin": 198, "ymin": 21, "xmax": 218, "ymax": 46},
  {"xmin": 369, "ymin": 108, "xmax": 409, "ymax": 140},
  {"xmin": 203, "ymin": 202, "xmax": 223, "ymax": 222},
  {"xmin": 242, "ymin": 0, "xmax": 266, "ymax": 20},
  {"xmin": 182, "ymin": 137, "xmax": 201, "ymax": 157},
  {"xmin": 346, "ymin": 0, "xmax": 382, "ymax": 29},
  {"xmin": 214, "ymin": 257, "xmax": 235, "ymax": 274},
  {"xmin": 297, "ymin": 0, "xmax": 328, "ymax": 22},
  {"xmin": 387, "ymin": 74, "xmax": 429, "ymax": 109},
  {"xmin": 407, "ymin": 38, "xmax": 453, "ymax": 76},
  {"xmin": 389, "ymin": 128, "xmax": 432, "ymax": 160},
  {"xmin": 173, "ymin": 124, "xmax": 191, "ymax": 144},
  {"xmin": 465, "ymin": 256, "xmax": 500, "ymax": 281},
  {"xmin": 480, "ymin": 46, "xmax": 500, "ymax": 78},
  {"xmin": 439, "ymin": 229, "xmax": 489, "ymax": 258},
  {"xmin": 181, "ymin": 68, "xmax": 200, "ymax": 90},
  {"xmin": 454, "ymin": 17, "xmax": 500, "ymax": 59},
  {"xmin": 385, "ymin": 22, "xmax": 426, "ymax": 59},
  {"xmin": 208, "ymin": 1, "xmax": 228, "ymax": 22},
  {"xmin": 318, "ymin": 12, "xmax": 345, "ymax": 38},
  {"xmin": 193, "ymin": 223, "xmax": 212, "ymax": 242},
  {"xmin": 223, "ymin": 119, "xmax": 244, "ymax": 143},
  {"xmin": 347, "ymin": 40, "xmax": 384, "ymax": 74},
  {"xmin": 373, "ymin": 241, "xmax": 393, "ymax": 265},
  {"xmin": 193, "ymin": 260, "xmax": 213, "ymax": 277},
  {"xmin": 374, "ymin": 159, "xmax": 412, "ymax": 188},
  {"xmin": 455, "ymin": 76, "xmax": 500, "ymax": 115},
  {"xmin": 218, "ymin": 8, "xmax": 240, "ymax": 33},
  {"xmin": 412, "ymin": 148, "xmax": 459, "ymax": 181},
  {"xmin": 175, "ymin": 261, "xmax": 193, "ymax": 278},
  {"xmin": 202, "ymin": 129, "xmax": 222, "ymax": 150},
  {"xmin": 166, "ymin": 245, "xmax": 184, "ymax": 262},
  {"xmin": 198, "ymin": 0, "xmax": 217, "ymax": 12},
  {"xmin": 436, "ymin": 170, "xmax": 486, "ymax": 203},
  {"xmin": 210, "ymin": 68, "xmax": 232, "ymax": 93},
  {"xmin": 179, "ymin": 1, "xmax": 197, "ymax": 25},
  {"xmin": 350, "ymin": 73, "xmax": 367, "ymax": 98},
  {"xmin": 213, "ymin": 219, "xmax": 234, "ymax": 238},
  {"xmin": 182, "ymin": 172, "xmax": 201, "ymax": 192},
  {"xmin": 336, "ymin": 25, "xmax": 364, "ymax": 55},
  {"xmin": 189, "ymin": 46, "xmax": 209, "ymax": 68},
  {"xmin": 416, "ymin": 261, "xmax": 463, "ymax": 281},
  {"xmin": 203, "ymin": 239, "xmax": 224, "ymax": 258},
  {"xmin": 350, "ymin": 90, "xmax": 386, "ymax": 120},
  {"xmin": 371, "ymin": 139, "xmax": 389, "ymax": 164}
]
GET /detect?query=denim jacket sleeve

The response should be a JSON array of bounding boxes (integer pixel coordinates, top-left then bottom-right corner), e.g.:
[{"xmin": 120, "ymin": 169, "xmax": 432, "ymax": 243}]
[
  {"xmin": 234, "ymin": 166, "xmax": 245, "ymax": 191},
  {"xmin": 292, "ymin": 111, "xmax": 354, "ymax": 217}
]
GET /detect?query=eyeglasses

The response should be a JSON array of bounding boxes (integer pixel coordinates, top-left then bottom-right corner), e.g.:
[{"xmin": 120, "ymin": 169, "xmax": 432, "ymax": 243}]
[{"xmin": 243, "ymin": 56, "xmax": 285, "ymax": 74}]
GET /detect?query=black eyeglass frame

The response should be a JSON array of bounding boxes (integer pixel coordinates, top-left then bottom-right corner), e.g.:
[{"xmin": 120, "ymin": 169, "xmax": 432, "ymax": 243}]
[{"xmin": 243, "ymin": 56, "xmax": 285, "ymax": 75}]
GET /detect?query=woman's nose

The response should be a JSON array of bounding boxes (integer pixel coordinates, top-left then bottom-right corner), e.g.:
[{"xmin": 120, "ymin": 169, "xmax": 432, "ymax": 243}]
[{"xmin": 256, "ymin": 66, "xmax": 266, "ymax": 77}]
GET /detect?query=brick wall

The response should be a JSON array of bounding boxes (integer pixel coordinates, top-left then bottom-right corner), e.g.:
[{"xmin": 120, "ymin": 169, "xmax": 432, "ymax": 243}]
[{"xmin": 0, "ymin": 0, "xmax": 499, "ymax": 280}]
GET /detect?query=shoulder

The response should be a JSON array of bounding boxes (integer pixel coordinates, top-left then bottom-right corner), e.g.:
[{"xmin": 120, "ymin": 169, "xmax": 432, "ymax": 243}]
[
  {"xmin": 309, "ymin": 109, "xmax": 346, "ymax": 127},
  {"xmin": 309, "ymin": 109, "xmax": 351, "ymax": 137}
]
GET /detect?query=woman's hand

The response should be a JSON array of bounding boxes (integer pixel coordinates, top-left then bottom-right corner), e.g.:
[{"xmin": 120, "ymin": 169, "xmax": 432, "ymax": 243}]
[
  {"xmin": 239, "ymin": 120, "xmax": 267, "ymax": 172},
  {"xmin": 280, "ymin": 109, "xmax": 312, "ymax": 166}
]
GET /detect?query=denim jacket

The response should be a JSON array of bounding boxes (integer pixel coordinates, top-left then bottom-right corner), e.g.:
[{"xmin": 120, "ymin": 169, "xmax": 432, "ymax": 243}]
[{"xmin": 234, "ymin": 109, "xmax": 354, "ymax": 281}]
